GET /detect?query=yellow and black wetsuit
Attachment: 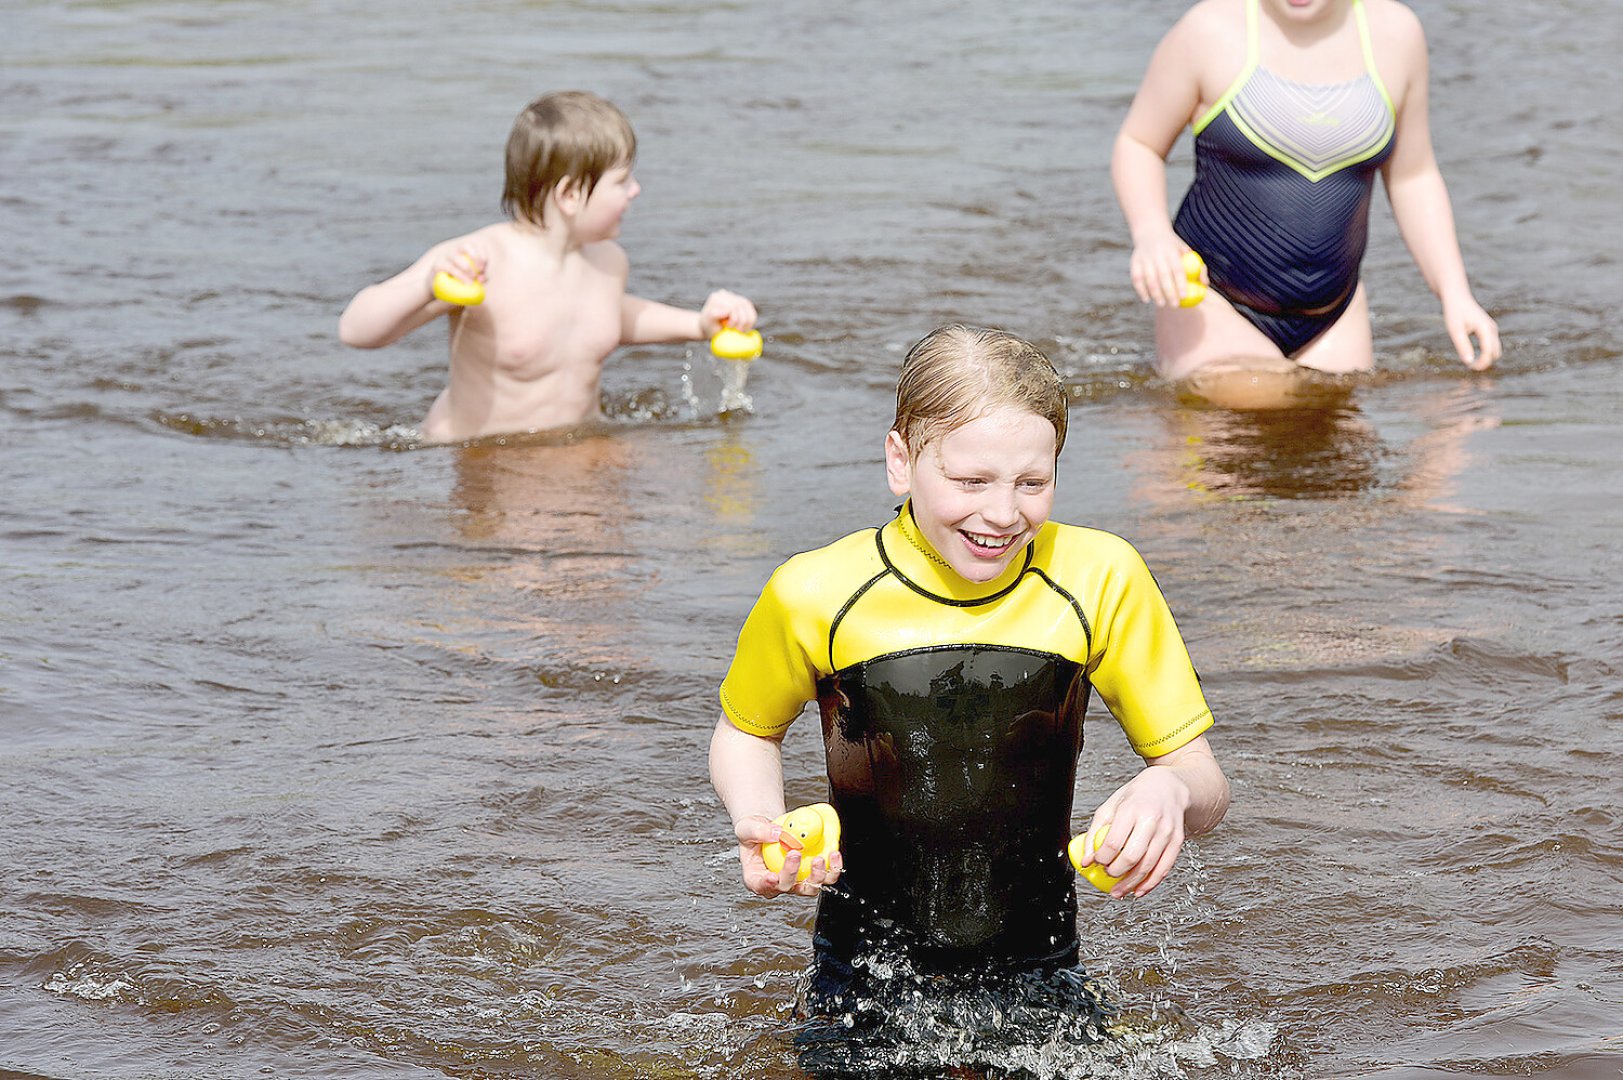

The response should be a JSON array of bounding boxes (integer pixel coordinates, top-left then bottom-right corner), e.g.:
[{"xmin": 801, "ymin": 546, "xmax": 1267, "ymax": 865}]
[{"xmin": 721, "ymin": 503, "xmax": 1213, "ymax": 984}]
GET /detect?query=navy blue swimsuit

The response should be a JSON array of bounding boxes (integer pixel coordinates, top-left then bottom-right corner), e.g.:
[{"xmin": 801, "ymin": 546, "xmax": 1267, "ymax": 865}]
[{"xmin": 1174, "ymin": 0, "xmax": 1396, "ymax": 357}]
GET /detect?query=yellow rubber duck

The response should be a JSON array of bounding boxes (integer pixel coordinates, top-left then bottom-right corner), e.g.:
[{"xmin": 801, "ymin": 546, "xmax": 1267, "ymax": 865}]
[
  {"xmin": 761, "ymin": 802, "xmax": 841, "ymax": 882},
  {"xmin": 432, "ymin": 271, "xmax": 485, "ymax": 307},
  {"xmin": 1068, "ymin": 823, "xmax": 1124, "ymax": 893},
  {"xmin": 1180, "ymin": 250, "xmax": 1206, "ymax": 308},
  {"xmin": 710, "ymin": 326, "xmax": 763, "ymax": 361}
]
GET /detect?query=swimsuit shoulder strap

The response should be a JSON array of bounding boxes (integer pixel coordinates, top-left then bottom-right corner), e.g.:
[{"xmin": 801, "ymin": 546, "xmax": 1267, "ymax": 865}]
[
  {"xmin": 1193, "ymin": 0, "xmax": 1261, "ymax": 135},
  {"xmin": 1352, "ymin": 0, "xmax": 1397, "ymax": 116}
]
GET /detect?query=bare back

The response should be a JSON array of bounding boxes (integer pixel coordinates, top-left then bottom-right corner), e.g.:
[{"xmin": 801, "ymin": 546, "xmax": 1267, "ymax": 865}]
[{"xmin": 422, "ymin": 222, "xmax": 627, "ymax": 442}]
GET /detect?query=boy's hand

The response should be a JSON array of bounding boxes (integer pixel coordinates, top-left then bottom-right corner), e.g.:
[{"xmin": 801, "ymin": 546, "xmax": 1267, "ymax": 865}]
[
  {"xmin": 734, "ymin": 814, "xmax": 841, "ymax": 898},
  {"xmin": 1084, "ymin": 766, "xmax": 1193, "ymax": 899},
  {"xmin": 428, "ymin": 245, "xmax": 489, "ymax": 298},
  {"xmin": 699, "ymin": 290, "xmax": 757, "ymax": 339}
]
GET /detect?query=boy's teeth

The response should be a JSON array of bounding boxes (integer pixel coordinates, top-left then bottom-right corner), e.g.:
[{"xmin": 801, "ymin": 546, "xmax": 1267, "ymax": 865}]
[{"xmin": 965, "ymin": 532, "xmax": 1010, "ymax": 549}]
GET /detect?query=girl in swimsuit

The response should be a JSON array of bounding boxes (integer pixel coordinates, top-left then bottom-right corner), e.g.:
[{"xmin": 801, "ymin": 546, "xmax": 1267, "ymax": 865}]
[{"xmin": 1113, "ymin": 0, "xmax": 1500, "ymax": 387}]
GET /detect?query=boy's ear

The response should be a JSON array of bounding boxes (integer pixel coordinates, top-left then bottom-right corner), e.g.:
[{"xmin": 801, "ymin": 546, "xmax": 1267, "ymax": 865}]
[
  {"xmin": 884, "ymin": 430, "xmax": 912, "ymax": 498},
  {"xmin": 552, "ymin": 176, "xmax": 585, "ymax": 215}
]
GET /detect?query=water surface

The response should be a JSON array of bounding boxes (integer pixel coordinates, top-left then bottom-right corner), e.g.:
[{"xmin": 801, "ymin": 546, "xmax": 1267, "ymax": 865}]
[{"xmin": 3, "ymin": 1, "xmax": 1621, "ymax": 1077}]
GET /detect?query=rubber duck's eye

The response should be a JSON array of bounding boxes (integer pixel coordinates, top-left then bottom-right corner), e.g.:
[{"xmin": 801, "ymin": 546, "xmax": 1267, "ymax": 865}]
[{"xmin": 761, "ymin": 804, "xmax": 842, "ymax": 883}]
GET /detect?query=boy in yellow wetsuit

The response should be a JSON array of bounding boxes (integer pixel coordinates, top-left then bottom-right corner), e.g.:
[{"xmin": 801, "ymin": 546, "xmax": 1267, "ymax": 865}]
[
  {"xmin": 710, "ymin": 325, "xmax": 1230, "ymax": 1056},
  {"xmin": 339, "ymin": 90, "xmax": 756, "ymax": 444}
]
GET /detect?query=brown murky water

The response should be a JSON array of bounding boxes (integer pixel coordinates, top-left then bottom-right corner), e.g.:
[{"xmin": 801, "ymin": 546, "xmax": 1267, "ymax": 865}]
[{"xmin": 3, "ymin": 1, "xmax": 1621, "ymax": 1077}]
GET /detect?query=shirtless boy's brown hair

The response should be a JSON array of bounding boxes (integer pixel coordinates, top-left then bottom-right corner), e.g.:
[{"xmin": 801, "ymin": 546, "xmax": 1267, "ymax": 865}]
[{"xmin": 502, "ymin": 90, "xmax": 637, "ymax": 227}]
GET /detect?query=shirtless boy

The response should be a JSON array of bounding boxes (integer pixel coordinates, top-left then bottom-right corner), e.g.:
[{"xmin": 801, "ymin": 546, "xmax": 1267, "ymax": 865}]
[{"xmin": 339, "ymin": 90, "xmax": 756, "ymax": 443}]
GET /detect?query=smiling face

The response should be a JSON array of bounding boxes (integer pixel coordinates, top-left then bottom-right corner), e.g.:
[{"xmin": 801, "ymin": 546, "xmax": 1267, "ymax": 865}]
[{"xmin": 886, "ymin": 406, "xmax": 1058, "ymax": 584}]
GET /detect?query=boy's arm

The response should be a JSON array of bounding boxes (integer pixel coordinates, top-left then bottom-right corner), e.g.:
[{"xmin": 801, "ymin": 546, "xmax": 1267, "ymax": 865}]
[
  {"xmin": 1379, "ymin": 9, "xmax": 1500, "ymax": 370},
  {"xmin": 708, "ymin": 716, "xmax": 840, "ymax": 898},
  {"xmin": 338, "ymin": 241, "xmax": 487, "ymax": 349},
  {"xmin": 620, "ymin": 290, "xmax": 757, "ymax": 346},
  {"xmin": 1082, "ymin": 734, "xmax": 1229, "ymax": 899}
]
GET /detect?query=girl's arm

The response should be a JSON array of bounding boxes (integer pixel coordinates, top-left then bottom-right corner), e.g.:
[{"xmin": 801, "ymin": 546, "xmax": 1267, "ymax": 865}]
[
  {"xmin": 1112, "ymin": 12, "xmax": 1210, "ymax": 308},
  {"xmin": 708, "ymin": 717, "xmax": 840, "ymax": 897},
  {"xmin": 1082, "ymin": 734, "xmax": 1230, "ymax": 899},
  {"xmin": 1380, "ymin": 9, "xmax": 1500, "ymax": 370}
]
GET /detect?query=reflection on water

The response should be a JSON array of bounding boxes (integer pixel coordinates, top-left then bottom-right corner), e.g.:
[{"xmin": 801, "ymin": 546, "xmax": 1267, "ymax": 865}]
[
  {"xmin": 447, "ymin": 436, "xmax": 644, "ymax": 674},
  {"xmin": 452, "ymin": 435, "xmax": 634, "ymax": 552},
  {"xmin": 1170, "ymin": 396, "xmax": 1383, "ymax": 502},
  {"xmin": 1134, "ymin": 379, "xmax": 1501, "ymax": 509},
  {"xmin": 682, "ymin": 355, "xmax": 758, "ymax": 419},
  {"xmin": 704, "ymin": 434, "xmax": 760, "ymax": 526}
]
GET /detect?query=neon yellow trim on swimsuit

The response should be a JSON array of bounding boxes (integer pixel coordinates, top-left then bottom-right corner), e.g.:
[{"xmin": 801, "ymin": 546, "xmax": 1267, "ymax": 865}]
[
  {"xmin": 1193, "ymin": 0, "xmax": 1261, "ymax": 136},
  {"xmin": 1196, "ymin": 0, "xmax": 1395, "ymax": 181},
  {"xmin": 1224, "ymin": 107, "xmax": 1392, "ymax": 183},
  {"xmin": 1354, "ymin": 0, "xmax": 1396, "ymax": 117}
]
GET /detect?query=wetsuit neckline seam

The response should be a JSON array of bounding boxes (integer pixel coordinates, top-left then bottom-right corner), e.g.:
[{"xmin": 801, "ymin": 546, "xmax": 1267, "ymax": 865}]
[{"xmin": 874, "ymin": 524, "xmax": 1036, "ymax": 608}]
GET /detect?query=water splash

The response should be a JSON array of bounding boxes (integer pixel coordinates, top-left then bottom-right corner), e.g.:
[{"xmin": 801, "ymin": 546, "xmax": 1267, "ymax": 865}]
[
  {"xmin": 773, "ymin": 850, "xmax": 1284, "ymax": 1078},
  {"xmin": 154, "ymin": 412, "xmax": 427, "ymax": 449},
  {"xmin": 788, "ymin": 953, "xmax": 1279, "ymax": 1080},
  {"xmin": 717, "ymin": 358, "xmax": 754, "ymax": 414},
  {"xmin": 679, "ymin": 354, "xmax": 754, "ymax": 419}
]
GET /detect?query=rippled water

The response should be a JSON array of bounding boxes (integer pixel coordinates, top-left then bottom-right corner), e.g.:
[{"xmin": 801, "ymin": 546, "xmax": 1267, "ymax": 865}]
[{"xmin": 4, "ymin": 1, "xmax": 1621, "ymax": 1077}]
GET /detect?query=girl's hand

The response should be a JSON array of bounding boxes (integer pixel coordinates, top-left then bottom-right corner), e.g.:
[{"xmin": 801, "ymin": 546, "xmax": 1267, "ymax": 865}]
[
  {"xmin": 699, "ymin": 290, "xmax": 757, "ymax": 339},
  {"xmin": 1443, "ymin": 295, "xmax": 1501, "ymax": 371},
  {"xmin": 734, "ymin": 815, "xmax": 841, "ymax": 898},
  {"xmin": 1130, "ymin": 233, "xmax": 1202, "ymax": 308}
]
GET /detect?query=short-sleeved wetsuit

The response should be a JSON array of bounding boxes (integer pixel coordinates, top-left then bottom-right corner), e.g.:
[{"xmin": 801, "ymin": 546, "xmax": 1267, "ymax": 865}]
[
  {"xmin": 720, "ymin": 504, "xmax": 1213, "ymax": 985},
  {"xmin": 1174, "ymin": 0, "xmax": 1396, "ymax": 357}
]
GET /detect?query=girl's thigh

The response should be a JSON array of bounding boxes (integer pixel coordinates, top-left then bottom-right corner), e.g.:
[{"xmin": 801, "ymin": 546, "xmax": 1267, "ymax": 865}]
[{"xmin": 1153, "ymin": 283, "xmax": 1375, "ymax": 380}]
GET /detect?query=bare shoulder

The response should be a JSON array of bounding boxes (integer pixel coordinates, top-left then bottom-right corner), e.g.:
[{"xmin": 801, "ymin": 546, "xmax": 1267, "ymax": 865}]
[
  {"xmin": 1364, "ymin": 0, "xmax": 1428, "ymax": 106},
  {"xmin": 1366, "ymin": 0, "xmax": 1427, "ymax": 62},
  {"xmin": 469, "ymin": 220, "xmax": 524, "ymax": 252},
  {"xmin": 1154, "ymin": 0, "xmax": 1246, "ymax": 87},
  {"xmin": 1161, "ymin": 0, "xmax": 1242, "ymax": 53},
  {"xmin": 425, "ymin": 220, "xmax": 518, "ymax": 262},
  {"xmin": 582, "ymin": 239, "xmax": 630, "ymax": 279}
]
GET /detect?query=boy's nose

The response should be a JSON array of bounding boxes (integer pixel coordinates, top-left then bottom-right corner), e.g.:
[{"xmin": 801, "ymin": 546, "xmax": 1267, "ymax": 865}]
[{"xmin": 979, "ymin": 487, "xmax": 1021, "ymax": 530}]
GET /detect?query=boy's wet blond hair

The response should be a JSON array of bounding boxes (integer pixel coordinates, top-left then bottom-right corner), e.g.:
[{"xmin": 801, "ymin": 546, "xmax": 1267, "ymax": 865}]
[
  {"xmin": 892, "ymin": 324, "xmax": 1068, "ymax": 458},
  {"xmin": 502, "ymin": 90, "xmax": 637, "ymax": 227}
]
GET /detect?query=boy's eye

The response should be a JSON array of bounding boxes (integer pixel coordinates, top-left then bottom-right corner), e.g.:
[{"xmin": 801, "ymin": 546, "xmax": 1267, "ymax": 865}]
[{"xmin": 1019, "ymin": 478, "xmax": 1052, "ymax": 491}]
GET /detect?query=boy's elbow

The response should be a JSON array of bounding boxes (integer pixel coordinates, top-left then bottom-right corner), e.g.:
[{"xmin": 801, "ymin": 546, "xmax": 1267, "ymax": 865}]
[{"xmin": 338, "ymin": 313, "xmax": 384, "ymax": 349}]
